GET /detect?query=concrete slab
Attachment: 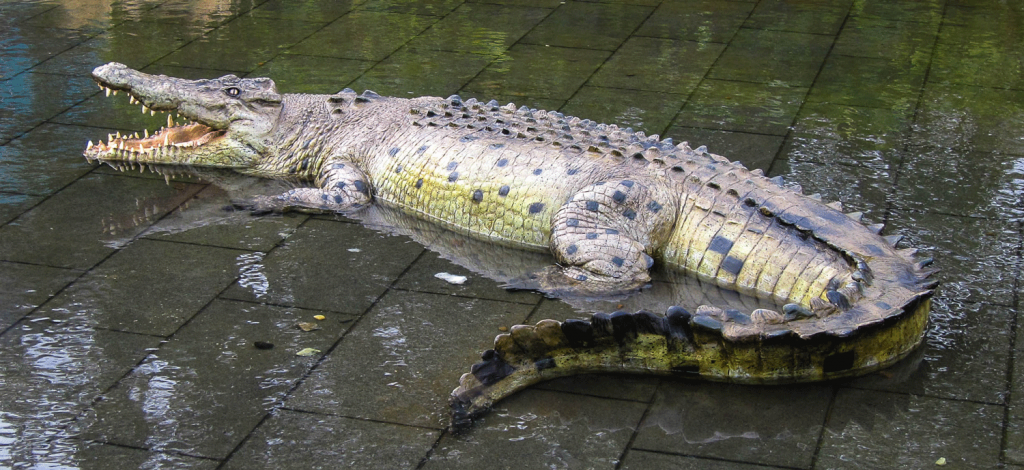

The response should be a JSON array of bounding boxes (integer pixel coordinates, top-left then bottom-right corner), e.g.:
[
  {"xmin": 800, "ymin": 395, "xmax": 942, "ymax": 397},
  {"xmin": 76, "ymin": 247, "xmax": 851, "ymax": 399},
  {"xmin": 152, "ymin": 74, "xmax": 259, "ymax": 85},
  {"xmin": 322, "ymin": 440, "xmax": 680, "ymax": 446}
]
[{"xmin": 0, "ymin": 261, "xmax": 79, "ymax": 331}]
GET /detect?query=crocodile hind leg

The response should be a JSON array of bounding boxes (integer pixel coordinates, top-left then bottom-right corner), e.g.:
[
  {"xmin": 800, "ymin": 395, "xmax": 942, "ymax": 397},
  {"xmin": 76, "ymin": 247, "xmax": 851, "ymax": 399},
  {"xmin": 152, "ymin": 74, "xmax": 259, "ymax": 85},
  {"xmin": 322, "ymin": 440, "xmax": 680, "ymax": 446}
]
[
  {"xmin": 534, "ymin": 178, "xmax": 677, "ymax": 296},
  {"xmin": 240, "ymin": 161, "xmax": 372, "ymax": 214}
]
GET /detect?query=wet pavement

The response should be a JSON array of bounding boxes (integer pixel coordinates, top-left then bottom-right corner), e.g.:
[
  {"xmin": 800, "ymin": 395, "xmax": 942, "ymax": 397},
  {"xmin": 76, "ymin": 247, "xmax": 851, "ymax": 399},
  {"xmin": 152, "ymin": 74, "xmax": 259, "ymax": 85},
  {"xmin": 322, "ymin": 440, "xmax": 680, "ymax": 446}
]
[{"xmin": 1, "ymin": 0, "xmax": 1022, "ymax": 468}]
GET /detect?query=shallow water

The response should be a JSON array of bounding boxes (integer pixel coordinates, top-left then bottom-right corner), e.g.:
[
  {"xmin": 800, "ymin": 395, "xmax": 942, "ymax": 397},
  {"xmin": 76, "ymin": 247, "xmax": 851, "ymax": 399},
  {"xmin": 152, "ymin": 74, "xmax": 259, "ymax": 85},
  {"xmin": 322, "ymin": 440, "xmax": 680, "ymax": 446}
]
[{"xmin": 1, "ymin": 0, "xmax": 1023, "ymax": 468}]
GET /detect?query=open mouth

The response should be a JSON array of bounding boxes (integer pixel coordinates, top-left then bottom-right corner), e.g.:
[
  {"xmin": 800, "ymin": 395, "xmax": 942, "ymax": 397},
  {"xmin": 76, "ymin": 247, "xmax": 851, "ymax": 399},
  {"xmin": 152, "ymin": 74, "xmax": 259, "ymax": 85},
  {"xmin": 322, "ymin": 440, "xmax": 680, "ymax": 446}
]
[{"xmin": 84, "ymin": 83, "xmax": 226, "ymax": 161}]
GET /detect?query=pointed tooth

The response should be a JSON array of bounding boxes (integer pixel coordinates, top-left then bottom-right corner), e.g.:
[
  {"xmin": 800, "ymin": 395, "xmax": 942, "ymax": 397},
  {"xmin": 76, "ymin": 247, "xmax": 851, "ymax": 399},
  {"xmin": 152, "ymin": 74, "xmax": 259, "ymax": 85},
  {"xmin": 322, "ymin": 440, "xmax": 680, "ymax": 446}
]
[
  {"xmin": 163, "ymin": 135, "xmax": 169, "ymax": 146},
  {"xmin": 112, "ymin": 90, "xmax": 118, "ymax": 96},
  {"xmin": 142, "ymin": 105, "xmax": 148, "ymax": 114},
  {"xmin": 116, "ymin": 131, "xmax": 121, "ymax": 139},
  {"xmin": 164, "ymin": 173, "xmax": 171, "ymax": 184},
  {"xmin": 87, "ymin": 140, "xmax": 94, "ymax": 149},
  {"xmin": 168, "ymin": 114, "xmax": 174, "ymax": 128},
  {"xmin": 150, "ymin": 109, "xmax": 155, "ymax": 116},
  {"xmin": 144, "ymin": 129, "xmax": 149, "ymax": 138},
  {"xmin": 105, "ymin": 88, "xmax": 111, "ymax": 97}
]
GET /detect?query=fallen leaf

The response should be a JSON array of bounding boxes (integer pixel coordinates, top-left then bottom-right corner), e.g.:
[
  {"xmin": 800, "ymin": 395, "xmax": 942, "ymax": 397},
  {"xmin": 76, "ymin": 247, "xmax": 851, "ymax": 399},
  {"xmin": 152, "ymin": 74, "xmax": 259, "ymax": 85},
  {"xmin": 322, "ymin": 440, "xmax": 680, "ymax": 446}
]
[
  {"xmin": 297, "ymin": 322, "xmax": 321, "ymax": 332},
  {"xmin": 296, "ymin": 348, "xmax": 320, "ymax": 357}
]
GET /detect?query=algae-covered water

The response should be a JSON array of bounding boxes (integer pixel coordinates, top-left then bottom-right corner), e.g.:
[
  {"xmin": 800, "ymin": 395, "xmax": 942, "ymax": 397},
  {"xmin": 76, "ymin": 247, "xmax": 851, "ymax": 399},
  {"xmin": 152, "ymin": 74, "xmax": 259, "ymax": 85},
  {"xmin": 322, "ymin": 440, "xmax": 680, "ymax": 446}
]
[{"xmin": 1, "ymin": 0, "xmax": 1022, "ymax": 468}]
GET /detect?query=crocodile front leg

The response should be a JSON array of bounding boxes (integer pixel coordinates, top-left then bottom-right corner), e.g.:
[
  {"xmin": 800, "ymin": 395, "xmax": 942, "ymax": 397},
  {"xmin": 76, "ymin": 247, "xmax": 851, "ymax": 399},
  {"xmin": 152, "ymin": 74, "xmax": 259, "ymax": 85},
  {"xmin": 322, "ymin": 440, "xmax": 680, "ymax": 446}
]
[
  {"xmin": 242, "ymin": 162, "xmax": 372, "ymax": 214},
  {"xmin": 536, "ymin": 178, "xmax": 678, "ymax": 296}
]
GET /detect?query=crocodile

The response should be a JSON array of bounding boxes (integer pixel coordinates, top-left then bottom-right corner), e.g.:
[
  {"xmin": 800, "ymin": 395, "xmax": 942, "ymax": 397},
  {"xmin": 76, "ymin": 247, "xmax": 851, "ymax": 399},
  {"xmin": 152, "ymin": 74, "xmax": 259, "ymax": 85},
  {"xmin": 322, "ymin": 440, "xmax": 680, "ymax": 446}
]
[{"xmin": 83, "ymin": 63, "xmax": 937, "ymax": 429}]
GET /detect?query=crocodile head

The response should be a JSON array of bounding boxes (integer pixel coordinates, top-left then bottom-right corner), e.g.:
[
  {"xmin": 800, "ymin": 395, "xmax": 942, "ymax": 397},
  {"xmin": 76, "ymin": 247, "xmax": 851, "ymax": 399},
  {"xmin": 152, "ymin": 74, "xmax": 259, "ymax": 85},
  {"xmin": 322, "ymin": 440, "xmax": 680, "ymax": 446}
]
[{"xmin": 83, "ymin": 62, "xmax": 282, "ymax": 168}]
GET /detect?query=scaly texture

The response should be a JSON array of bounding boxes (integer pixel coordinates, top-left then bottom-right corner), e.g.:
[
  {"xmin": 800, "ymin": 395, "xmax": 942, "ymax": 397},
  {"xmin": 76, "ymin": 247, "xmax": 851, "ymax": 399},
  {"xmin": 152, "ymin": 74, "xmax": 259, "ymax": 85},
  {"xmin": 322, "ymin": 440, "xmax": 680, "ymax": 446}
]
[{"xmin": 82, "ymin": 63, "xmax": 937, "ymax": 429}]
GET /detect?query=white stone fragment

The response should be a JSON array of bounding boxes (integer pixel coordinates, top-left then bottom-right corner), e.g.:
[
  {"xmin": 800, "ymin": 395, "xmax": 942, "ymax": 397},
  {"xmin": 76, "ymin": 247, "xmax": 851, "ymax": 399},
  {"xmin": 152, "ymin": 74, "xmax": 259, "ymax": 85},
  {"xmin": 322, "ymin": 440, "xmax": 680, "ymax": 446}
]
[{"xmin": 435, "ymin": 272, "xmax": 468, "ymax": 285}]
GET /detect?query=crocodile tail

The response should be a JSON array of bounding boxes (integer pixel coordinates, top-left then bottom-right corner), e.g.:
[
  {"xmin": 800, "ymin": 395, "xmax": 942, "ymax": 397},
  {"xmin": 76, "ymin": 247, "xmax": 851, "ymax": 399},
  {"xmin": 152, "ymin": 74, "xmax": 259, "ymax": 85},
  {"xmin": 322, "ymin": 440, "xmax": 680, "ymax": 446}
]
[
  {"xmin": 449, "ymin": 308, "xmax": 697, "ymax": 432},
  {"xmin": 450, "ymin": 291, "xmax": 933, "ymax": 431}
]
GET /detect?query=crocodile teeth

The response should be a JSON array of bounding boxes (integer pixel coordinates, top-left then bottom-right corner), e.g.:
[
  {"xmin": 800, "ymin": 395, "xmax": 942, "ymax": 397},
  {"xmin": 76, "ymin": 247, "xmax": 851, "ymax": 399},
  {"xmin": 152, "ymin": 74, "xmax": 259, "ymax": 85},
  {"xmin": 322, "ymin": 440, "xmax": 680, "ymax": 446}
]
[
  {"xmin": 105, "ymin": 87, "xmax": 111, "ymax": 97},
  {"xmin": 167, "ymin": 114, "xmax": 174, "ymax": 128}
]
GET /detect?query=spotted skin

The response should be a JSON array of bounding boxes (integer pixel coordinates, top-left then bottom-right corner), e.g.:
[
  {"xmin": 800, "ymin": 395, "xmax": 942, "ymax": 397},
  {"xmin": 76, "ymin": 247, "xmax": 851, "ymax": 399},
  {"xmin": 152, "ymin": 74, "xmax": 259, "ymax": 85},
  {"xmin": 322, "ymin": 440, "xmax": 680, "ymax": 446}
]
[{"xmin": 83, "ymin": 64, "xmax": 936, "ymax": 429}]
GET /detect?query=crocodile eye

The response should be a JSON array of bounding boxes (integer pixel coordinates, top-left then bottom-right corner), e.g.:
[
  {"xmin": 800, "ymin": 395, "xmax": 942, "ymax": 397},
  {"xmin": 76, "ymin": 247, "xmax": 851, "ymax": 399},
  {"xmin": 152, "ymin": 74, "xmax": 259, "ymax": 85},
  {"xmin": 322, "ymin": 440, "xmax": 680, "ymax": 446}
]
[{"xmin": 225, "ymin": 87, "xmax": 241, "ymax": 97}]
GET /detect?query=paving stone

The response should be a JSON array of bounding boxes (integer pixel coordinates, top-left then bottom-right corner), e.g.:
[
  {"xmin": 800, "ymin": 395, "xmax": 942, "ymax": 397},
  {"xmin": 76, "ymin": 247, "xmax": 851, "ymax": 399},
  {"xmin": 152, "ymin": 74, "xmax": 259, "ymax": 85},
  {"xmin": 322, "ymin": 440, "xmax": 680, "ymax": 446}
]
[
  {"xmin": 145, "ymin": 0, "xmax": 256, "ymax": 29},
  {"xmin": 1008, "ymin": 309, "xmax": 1024, "ymax": 465},
  {"xmin": 560, "ymin": 86, "xmax": 685, "ymax": 137},
  {"xmin": 0, "ymin": 173, "xmax": 202, "ymax": 269},
  {"xmin": 633, "ymin": 381, "xmax": 832, "ymax": 468},
  {"xmin": 39, "ymin": 238, "xmax": 246, "ymax": 336},
  {"xmin": 424, "ymin": 389, "xmax": 646, "ymax": 469},
  {"xmin": 465, "ymin": 44, "xmax": 610, "ymax": 100},
  {"xmin": 223, "ymin": 409, "xmax": 440, "ymax": 469},
  {"xmin": 672, "ymin": 79, "xmax": 807, "ymax": 136},
  {"xmin": 0, "ymin": 261, "xmax": 79, "ymax": 331},
  {"xmin": 0, "ymin": 72, "xmax": 97, "ymax": 142},
  {"xmin": 249, "ymin": 54, "xmax": 374, "ymax": 94},
  {"xmin": 708, "ymin": 29, "xmax": 832, "ymax": 87},
  {"xmin": 0, "ymin": 25, "xmax": 92, "ymax": 80},
  {"xmin": 768, "ymin": 159, "xmax": 891, "ymax": 221},
  {"xmin": 744, "ymin": 0, "xmax": 852, "ymax": 35},
  {"xmin": 589, "ymin": 37, "xmax": 724, "ymax": 95},
  {"xmin": 833, "ymin": 16, "xmax": 939, "ymax": 61},
  {"xmin": 80, "ymin": 299, "xmax": 352, "ymax": 458},
  {"xmin": 930, "ymin": 7, "xmax": 1024, "ymax": 90},
  {"xmin": 0, "ymin": 322, "xmax": 158, "ymax": 469},
  {"xmin": 21, "ymin": 2, "xmax": 118, "ymax": 34},
  {"xmin": 0, "ymin": 1, "xmax": 59, "ymax": 27},
  {"xmin": 405, "ymin": 3, "xmax": 550, "ymax": 56},
  {"xmin": 886, "ymin": 211, "xmax": 1019, "ymax": 307},
  {"xmin": 807, "ymin": 55, "xmax": 927, "ymax": 114},
  {"xmin": 286, "ymin": 289, "xmax": 533, "ymax": 429},
  {"xmin": 912, "ymin": 84, "xmax": 1024, "ymax": 155},
  {"xmin": 31, "ymin": 20, "xmax": 211, "ymax": 77},
  {"xmin": 142, "ymin": 184, "xmax": 308, "ymax": 252},
  {"xmin": 848, "ymin": 300, "xmax": 1012, "ymax": 405},
  {"xmin": 250, "ymin": 0, "xmax": 357, "ymax": 22},
  {"xmin": 159, "ymin": 16, "xmax": 326, "ymax": 72},
  {"xmin": 221, "ymin": 218, "xmax": 424, "ymax": 313},
  {"xmin": 635, "ymin": 0, "xmax": 753, "ymax": 43},
  {"xmin": 54, "ymin": 441, "xmax": 220, "ymax": 470},
  {"xmin": 520, "ymin": 2, "xmax": 653, "ymax": 51},
  {"xmin": 465, "ymin": 0, "xmax": 563, "ymax": 6},
  {"xmin": 894, "ymin": 146, "xmax": 1024, "ymax": 220},
  {"xmin": 663, "ymin": 127, "xmax": 782, "ymax": 172},
  {"xmin": 849, "ymin": 0, "xmax": 945, "ymax": 23},
  {"xmin": 347, "ymin": 47, "xmax": 494, "ymax": 97},
  {"xmin": 789, "ymin": 101, "xmax": 912, "ymax": 162},
  {"xmin": 0, "ymin": 123, "xmax": 99, "ymax": 196},
  {"xmin": 356, "ymin": 0, "xmax": 464, "ymax": 16},
  {"xmin": 393, "ymin": 249, "xmax": 542, "ymax": 304},
  {"xmin": 620, "ymin": 450, "xmax": 769, "ymax": 470},
  {"xmin": 0, "ymin": 193, "xmax": 41, "ymax": 227},
  {"xmin": 818, "ymin": 388, "xmax": 1003, "ymax": 469},
  {"xmin": 289, "ymin": 11, "xmax": 436, "ymax": 62}
]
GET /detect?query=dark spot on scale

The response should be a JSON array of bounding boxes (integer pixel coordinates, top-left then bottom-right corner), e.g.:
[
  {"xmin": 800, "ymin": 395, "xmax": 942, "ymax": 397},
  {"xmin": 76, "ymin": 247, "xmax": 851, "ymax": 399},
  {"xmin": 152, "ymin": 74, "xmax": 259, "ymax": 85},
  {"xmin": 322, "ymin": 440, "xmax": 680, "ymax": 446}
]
[
  {"xmin": 394, "ymin": 165, "xmax": 402, "ymax": 173},
  {"xmin": 575, "ymin": 274, "xmax": 588, "ymax": 281},
  {"xmin": 447, "ymin": 161, "xmax": 458, "ymax": 171},
  {"xmin": 334, "ymin": 182, "xmax": 347, "ymax": 190},
  {"xmin": 567, "ymin": 168, "xmax": 579, "ymax": 175},
  {"xmin": 709, "ymin": 235, "xmax": 734, "ymax": 254},
  {"xmin": 566, "ymin": 244, "xmax": 577, "ymax": 255},
  {"xmin": 417, "ymin": 145, "xmax": 429, "ymax": 154},
  {"xmin": 300, "ymin": 159, "xmax": 309, "ymax": 171},
  {"xmin": 333, "ymin": 195, "xmax": 343, "ymax": 204},
  {"xmin": 612, "ymin": 190, "xmax": 626, "ymax": 204},
  {"xmin": 566, "ymin": 218, "xmax": 579, "ymax": 227},
  {"xmin": 528, "ymin": 202, "xmax": 545, "ymax": 214},
  {"xmin": 388, "ymin": 147, "xmax": 400, "ymax": 157},
  {"xmin": 415, "ymin": 178, "xmax": 423, "ymax": 189},
  {"xmin": 721, "ymin": 255, "xmax": 744, "ymax": 275},
  {"xmin": 353, "ymin": 180, "xmax": 368, "ymax": 194},
  {"xmin": 496, "ymin": 159, "xmax": 508, "ymax": 167},
  {"xmin": 489, "ymin": 143, "xmax": 504, "ymax": 150},
  {"xmin": 586, "ymin": 232, "xmax": 597, "ymax": 240},
  {"xmin": 612, "ymin": 256, "xmax": 624, "ymax": 267},
  {"xmin": 498, "ymin": 185, "xmax": 510, "ymax": 196},
  {"xmin": 533, "ymin": 168, "xmax": 543, "ymax": 176},
  {"xmin": 621, "ymin": 180, "xmax": 634, "ymax": 188},
  {"xmin": 459, "ymin": 135, "xmax": 477, "ymax": 142},
  {"xmin": 623, "ymin": 208, "xmax": 637, "ymax": 220},
  {"xmin": 585, "ymin": 200, "xmax": 599, "ymax": 212},
  {"xmin": 647, "ymin": 201, "xmax": 662, "ymax": 213},
  {"xmin": 605, "ymin": 228, "xmax": 618, "ymax": 235},
  {"xmin": 472, "ymin": 189, "xmax": 483, "ymax": 202},
  {"xmin": 448, "ymin": 171, "xmax": 459, "ymax": 183}
]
